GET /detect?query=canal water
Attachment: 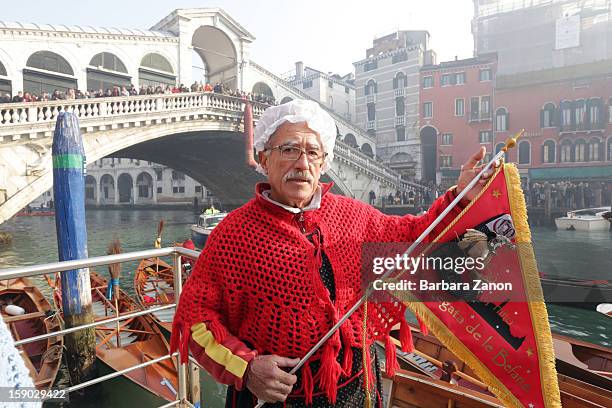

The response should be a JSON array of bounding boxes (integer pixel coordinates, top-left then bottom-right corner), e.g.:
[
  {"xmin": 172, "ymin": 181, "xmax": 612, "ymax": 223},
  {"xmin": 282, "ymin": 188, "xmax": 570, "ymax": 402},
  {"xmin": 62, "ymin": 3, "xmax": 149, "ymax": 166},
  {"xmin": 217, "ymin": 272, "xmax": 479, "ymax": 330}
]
[{"xmin": 0, "ymin": 209, "xmax": 611, "ymax": 407}]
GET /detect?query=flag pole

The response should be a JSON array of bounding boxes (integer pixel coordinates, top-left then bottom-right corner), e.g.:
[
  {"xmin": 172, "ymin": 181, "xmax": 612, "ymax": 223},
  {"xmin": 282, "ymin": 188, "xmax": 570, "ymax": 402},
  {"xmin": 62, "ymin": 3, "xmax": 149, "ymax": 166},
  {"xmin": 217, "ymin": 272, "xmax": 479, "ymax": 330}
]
[{"xmin": 254, "ymin": 129, "xmax": 524, "ymax": 408}]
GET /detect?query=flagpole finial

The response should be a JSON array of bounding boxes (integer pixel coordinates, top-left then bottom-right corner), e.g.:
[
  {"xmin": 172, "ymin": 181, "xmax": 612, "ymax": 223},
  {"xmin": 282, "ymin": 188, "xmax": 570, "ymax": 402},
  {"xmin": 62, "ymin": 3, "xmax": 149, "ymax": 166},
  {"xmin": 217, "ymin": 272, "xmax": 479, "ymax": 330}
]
[{"xmin": 502, "ymin": 129, "xmax": 525, "ymax": 152}]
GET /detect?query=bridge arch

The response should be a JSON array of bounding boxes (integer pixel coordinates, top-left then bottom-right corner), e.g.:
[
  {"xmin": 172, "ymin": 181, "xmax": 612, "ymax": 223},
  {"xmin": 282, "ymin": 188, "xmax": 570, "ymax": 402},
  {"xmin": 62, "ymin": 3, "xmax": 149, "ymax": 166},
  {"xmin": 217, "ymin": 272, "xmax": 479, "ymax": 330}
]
[
  {"xmin": 252, "ymin": 82, "xmax": 273, "ymax": 97},
  {"xmin": 136, "ymin": 171, "xmax": 154, "ymax": 201},
  {"xmin": 117, "ymin": 173, "xmax": 134, "ymax": 203},
  {"xmin": 192, "ymin": 26, "xmax": 238, "ymax": 89},
  {"xmin": 361, "ymin": 143, "xmax": 374, "ymax": 158},
  {"xmin": 99, "ymin": 174, "xmax": 116, "ymax": 204},
  {"xmin": 24, "ymin": 50, "xmax": 77, "ymax": 95},
  {"xmin": 139, "ymin": 52, "xmax": 176, "ymax": 87},
  {"xmin": 87, "ymin": 52, "xmax": 131, "ymax": 91},
  {"xmin": 343, "ymin": 133, "xmax": 358, "ymax": 148}
]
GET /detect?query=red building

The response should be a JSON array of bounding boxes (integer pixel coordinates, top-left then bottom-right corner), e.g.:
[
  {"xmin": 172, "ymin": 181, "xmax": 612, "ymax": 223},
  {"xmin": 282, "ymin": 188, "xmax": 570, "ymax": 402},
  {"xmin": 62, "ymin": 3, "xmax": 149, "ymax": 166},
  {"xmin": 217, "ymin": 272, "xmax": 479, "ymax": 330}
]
[
  {"xmin": 419, "ymin": 55, "xmax": 497, "ymax": 183},
  {"xmin": 420, "ymin": 58, "xmax": 612, "ymax": 190},
  {"xmin": 493, "ymin": 63, "xmax": 612, "ymax": 186}
]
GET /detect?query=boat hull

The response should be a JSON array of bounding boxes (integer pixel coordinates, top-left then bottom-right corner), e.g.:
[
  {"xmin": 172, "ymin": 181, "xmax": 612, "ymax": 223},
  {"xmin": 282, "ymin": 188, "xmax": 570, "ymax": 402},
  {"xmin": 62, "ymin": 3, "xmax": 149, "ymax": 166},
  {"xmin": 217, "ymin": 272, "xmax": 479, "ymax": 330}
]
[
  {"xmin": 555, "ymin": 217, "xmax": 610, "ymax": 231},
  {"xmin": 190, "ymin": 225, "xmax": 211, "ymax": 248}
]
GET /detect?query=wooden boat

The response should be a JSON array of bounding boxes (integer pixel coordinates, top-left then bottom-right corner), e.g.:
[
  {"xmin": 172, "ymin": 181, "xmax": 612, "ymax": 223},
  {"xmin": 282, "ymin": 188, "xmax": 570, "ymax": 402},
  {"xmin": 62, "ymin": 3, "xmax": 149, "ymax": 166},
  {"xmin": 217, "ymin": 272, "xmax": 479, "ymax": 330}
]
[
  {"xmin": 0, "ymin": 278, "xmax": 63, "ymax": 389},
  {"xmin": 54, "ymin": 271, "xmax": 179, "ymax": 402},
  {"xmin": 540, "ymin": 277, "xmax": 612, "ymax": 311},
  {"xmin": 383, "ymin": 324, "xmax": 612, "ymax": 407},
  {"xmin": 134, "ymin": 258, "xmax": 177, "ymax": 335}
]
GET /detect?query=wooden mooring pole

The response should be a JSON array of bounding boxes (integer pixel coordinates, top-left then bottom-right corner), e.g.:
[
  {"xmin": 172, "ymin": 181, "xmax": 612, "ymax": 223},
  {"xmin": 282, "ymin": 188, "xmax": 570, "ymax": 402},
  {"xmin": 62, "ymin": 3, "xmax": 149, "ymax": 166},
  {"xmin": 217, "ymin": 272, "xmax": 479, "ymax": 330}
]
[{"xmin": 52, "ymin": 112, "xmax": 97, "ymax": 385}]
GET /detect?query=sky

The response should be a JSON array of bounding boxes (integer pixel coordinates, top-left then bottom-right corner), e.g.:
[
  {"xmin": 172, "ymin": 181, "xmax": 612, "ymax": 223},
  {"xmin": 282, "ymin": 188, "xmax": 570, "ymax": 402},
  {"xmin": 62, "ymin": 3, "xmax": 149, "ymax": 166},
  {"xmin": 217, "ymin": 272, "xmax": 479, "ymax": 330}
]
[{"xmin": 2, "ymin": 0, "xmax": 475, "ymax": 76}]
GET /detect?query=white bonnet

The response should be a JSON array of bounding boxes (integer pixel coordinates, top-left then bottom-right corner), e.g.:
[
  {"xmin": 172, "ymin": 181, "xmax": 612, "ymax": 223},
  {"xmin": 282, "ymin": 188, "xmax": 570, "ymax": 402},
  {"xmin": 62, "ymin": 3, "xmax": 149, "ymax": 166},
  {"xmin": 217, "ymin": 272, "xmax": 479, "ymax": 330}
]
[{"xmin": 253, "ymin": 99, "xmax": 336, "ymax": 174}]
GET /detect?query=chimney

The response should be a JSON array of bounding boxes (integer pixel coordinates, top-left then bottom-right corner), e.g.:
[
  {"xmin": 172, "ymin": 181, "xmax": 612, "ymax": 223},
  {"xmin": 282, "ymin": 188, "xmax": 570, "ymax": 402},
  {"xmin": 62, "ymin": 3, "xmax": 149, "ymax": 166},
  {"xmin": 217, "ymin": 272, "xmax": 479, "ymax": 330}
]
[{"xmin": 295, "ymin": 61, "xmax": 304, "ymax": 80}]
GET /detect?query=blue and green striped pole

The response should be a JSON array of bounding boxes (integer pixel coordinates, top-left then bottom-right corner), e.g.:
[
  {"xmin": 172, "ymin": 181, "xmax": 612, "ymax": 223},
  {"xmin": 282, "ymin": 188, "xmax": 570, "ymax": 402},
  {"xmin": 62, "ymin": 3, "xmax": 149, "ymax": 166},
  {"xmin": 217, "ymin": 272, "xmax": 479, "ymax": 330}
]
[{"xmin": 52, "ymin": 112, "xmax": 97, "ymax": 385}]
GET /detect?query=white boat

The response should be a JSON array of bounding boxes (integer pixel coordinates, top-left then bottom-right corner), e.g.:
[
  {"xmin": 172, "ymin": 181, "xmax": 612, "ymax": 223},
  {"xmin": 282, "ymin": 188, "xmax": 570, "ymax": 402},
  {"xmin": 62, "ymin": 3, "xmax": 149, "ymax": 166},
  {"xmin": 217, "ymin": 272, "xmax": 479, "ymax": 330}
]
[
  {"xmin": 554, "ymin": 207, "xmax": 611, "ymax": 232},
  {"xmin": 190, "ymin": 212, "xmax": 228, "ymax": 248}
]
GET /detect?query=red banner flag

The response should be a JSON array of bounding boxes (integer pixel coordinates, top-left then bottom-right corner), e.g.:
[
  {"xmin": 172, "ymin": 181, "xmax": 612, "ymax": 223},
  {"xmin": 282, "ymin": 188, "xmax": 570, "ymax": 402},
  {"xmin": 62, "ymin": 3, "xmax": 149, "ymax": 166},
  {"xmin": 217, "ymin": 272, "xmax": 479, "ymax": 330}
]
[{"xmin": 403, "ymin": 163, "xmax": 561, "ymax": 407}]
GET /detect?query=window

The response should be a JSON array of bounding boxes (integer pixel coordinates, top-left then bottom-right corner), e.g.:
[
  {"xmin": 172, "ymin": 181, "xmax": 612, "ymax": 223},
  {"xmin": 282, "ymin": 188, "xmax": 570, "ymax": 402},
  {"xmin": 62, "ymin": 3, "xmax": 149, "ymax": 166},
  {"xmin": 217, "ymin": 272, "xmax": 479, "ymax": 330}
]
[
  {"xmin": 575, "ymin": 100, "xmax": 586, "ymax": 127},
  {"xmin": 470, "ymin": 97, "xmax": 480, "ymax": 120},
  {"xmin": 441, "ymin": 133, "xmax": 453, "ymax": 145},
  {"xmin": 455, "ymin": 72, "xmax": 465, "ymax": 85},
  {"xmin": 195, "ymin": 186, "xmax": 202, "ymax": 193},
  {"xmin": 396, "ymin": 126, "xmax": 406, "ymax": 142},
  {"xmin": 154, "ymin": 168, "xmax": 162, "ymax": 181},
  {"xmin": 328, "ymin": 80, "xmax": 333, "ymax": 88},
  {"xmin": 393, "ymin": 73, "xmax": 406, "ymax": 89},
  {"xmin": 560, "ymin": 140, "xmax": 572, "ymax": 162},
  {"xmin": 575, "ymin": 139, "xmax": 586, "ymax": 162},
  {"xmin": 422, "ymin": 76, "xmax": 433, "ymax": 88},
  {"xmin": 587, "ymin": 98, "xmax": 602, "ymax": 128},
  {"xmin": 367, "ymin": 103, "xmax": 376, "ymax": 121},
  {"xmin": 365, "ymin": 80, "xmax": 377, "ymax": 95},
  {"xmin": 392, "ymin": 52, "xmax": 407, "ymax": 64},
  {"xmin": 495, "ymin": 108, "xmax": 508, "ymax": 131},
  {"xmin": 345, "ymin": 86, "xmax": 350, "ymax": 94},
  {"xmin": 172, "ymin": 186, "xmax": 185, "ymax": 194},
  {"xmin": 542, "ymin": 141, "xmax": 556, "ymax": 163},
  {"xmin": 479, "ymin": 69, "xmax": 492, "ymax": 81},
  {"xmin": 157, "ymin": 187, "xmax": 162, "ymax": 194},
  {"xmin": 561, "ymin": 101, "xmax": 572, "ymax": 127},
  {"xmin": 541, "ymin": 103, "xmax": 555, "ymax": 128},
  {"xmin": 441, "ymin": 74, "xmax": 452, "ymax": 86},
  {"xmin": 395, "ymin": 98, "xmax": 405, "ymax": 116},
  {"xmin": 423, "ymin": 102, "xmax": 433, "ymax": 118},
  {"xmin": 173, "ymin": 187, "xmax": 178, "ymax": 194},
  {"xmin": 455, "ymin": 99, "xmax": 465, "ymax": 116},
  {"xmin": 588, "ymin": 138, "xmax": 602, "ymax": 161},
  {"xmin": 479, "ymin": 130, "xmax": 492, "ymax": 143},
  {"xmin": 518, "ymin": 141, "xmax": 530, "ymax": 164},
  {"xmin": 481, "ymin": 96, "xmax": 491, "ymax": 118},
  {"xmin": 440, "ymin": 155, "xmax": 452, "ymax": 167},
  {"xmin": 172, "ymin": 170, "xmax": 185, "ymax": 180},
  {"xmin": 303, "ymin": 80, "xmax": 313, "ymax": 89},
  {"xmin": 364, "ymin": 60, "xmax": 378, "ymax": 72}
]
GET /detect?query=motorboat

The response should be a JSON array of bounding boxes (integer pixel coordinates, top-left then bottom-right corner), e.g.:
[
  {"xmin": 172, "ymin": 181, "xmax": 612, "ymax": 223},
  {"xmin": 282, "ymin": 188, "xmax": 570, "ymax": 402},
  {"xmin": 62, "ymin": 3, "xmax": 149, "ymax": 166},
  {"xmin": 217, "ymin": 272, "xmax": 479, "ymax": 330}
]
[
  {"xmin": 190, "ymin": 211, "xmax": 228, "ymax": 248},
  {"xmin": 554, "ymin": 207, "xmax": 611, "ymax": 232}
]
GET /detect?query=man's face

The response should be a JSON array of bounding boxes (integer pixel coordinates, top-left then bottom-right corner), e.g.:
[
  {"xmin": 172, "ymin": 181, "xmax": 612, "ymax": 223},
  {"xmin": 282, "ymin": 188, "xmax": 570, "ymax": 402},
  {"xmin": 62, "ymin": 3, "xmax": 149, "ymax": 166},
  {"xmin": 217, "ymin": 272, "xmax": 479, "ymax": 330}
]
[{"xmin": 259, "ymin": 121, "xmax": 325, "ymax": 208}]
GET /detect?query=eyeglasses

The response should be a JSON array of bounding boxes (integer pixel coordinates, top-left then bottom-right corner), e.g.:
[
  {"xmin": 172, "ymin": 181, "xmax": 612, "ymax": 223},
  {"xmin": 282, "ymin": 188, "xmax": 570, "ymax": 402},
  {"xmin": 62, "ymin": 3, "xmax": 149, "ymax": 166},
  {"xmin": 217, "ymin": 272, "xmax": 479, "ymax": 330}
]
[{"xmin": 265, "ymin": 144, "xmax": 328, "ymax": 164}]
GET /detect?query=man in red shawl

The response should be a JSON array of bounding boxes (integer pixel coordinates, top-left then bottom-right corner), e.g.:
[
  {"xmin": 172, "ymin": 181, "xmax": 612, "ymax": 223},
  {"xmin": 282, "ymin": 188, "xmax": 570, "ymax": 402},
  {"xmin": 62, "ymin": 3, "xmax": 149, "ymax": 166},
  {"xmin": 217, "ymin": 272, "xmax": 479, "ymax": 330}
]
[{"xmin": 171, "ymin": 99, "xmax": 494, "ymax": 407}]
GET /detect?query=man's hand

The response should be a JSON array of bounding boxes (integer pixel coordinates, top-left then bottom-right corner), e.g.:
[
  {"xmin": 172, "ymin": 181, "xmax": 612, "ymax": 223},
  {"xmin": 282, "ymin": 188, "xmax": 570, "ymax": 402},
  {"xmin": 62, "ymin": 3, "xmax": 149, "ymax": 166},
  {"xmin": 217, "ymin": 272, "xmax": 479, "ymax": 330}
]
[
  {"xmin": 456, "ymin": 147, "xmax": 498, "ymax": 202},
  {"xmin": 246, "ymin": 355, "xmax": 299, "ymax": 403}
]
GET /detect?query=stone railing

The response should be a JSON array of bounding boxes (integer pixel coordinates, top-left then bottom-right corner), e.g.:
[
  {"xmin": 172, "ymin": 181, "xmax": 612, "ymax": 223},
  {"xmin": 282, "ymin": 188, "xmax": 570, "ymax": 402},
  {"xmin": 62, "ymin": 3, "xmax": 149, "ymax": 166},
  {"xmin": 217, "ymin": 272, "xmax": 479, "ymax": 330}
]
[
  {"xmin": 333, "ymin": 141, "xmax": 401, "ymax": 187},
  {"xmin": 0, "ymin": 92, "xmax": 268, "ymax": 142}
]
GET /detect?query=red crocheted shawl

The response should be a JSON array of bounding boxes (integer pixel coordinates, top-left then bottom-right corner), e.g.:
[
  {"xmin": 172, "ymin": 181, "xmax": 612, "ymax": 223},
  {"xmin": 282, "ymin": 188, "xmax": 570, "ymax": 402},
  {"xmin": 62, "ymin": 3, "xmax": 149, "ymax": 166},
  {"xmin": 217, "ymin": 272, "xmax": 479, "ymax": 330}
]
[{"xmin": 171, "ymin": 182, "xmax": 460, "ymax": 401}]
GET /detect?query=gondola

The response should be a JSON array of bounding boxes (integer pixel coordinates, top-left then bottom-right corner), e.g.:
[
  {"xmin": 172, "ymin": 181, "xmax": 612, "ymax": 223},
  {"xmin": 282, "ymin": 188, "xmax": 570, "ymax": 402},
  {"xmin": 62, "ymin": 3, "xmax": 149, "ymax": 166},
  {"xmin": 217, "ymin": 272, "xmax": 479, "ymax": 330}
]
[
  {"xmin": 53, "ymin": 271, "xmax": 179, "ymax": 403},
  {"xmin": 0, "ymin": 278, "xmax": 63, "ymax": 389},
  {"xmin": 134, "ymin": 258, "xmax": 177, "ymax": 335}
]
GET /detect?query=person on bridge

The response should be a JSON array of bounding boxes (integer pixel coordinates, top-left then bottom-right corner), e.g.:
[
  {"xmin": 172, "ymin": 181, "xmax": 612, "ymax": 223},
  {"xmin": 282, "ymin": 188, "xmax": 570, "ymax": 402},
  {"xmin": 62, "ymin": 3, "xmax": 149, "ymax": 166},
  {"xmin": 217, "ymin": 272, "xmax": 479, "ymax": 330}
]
[{"xmin": 171, "ymin": 99, "xmax": 494, "ymax": 407}]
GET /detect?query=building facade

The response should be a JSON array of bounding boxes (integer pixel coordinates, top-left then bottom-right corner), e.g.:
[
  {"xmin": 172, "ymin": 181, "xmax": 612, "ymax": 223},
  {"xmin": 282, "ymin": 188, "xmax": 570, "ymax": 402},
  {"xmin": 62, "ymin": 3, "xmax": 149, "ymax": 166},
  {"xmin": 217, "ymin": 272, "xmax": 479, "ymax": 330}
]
[
  {"xmin": 354, "ymin": 31, "xmax": 436, "ymax": 180},
  {"xmin": 284, "ymin": 62, "xmax": 356, "ymax": 123},
  {"xmin": 84, "ymin": 158, "xmax": 214, "ymax": 207},
  {"xmin": 472, "ymin": 0, "xmax": 612, "ymax": 76},
  {"xmin": 419, "ymin": 56, "xmax": 496, "ymax": 183}
]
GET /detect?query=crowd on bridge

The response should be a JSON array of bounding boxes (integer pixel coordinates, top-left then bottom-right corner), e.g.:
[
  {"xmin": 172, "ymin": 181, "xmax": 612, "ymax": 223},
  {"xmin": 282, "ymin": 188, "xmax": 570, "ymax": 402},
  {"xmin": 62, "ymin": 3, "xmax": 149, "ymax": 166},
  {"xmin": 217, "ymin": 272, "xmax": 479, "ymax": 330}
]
[
  {"xmin": 0, "ymin": 81, "xmax": 277, "ymax": 105},
  {"xmin": 369, "ymin": 180, "xmax": 445, "ymax": 209},
  {"xmin": 526, "ymin": 180, "xmax": 612, "ymax": 210}
]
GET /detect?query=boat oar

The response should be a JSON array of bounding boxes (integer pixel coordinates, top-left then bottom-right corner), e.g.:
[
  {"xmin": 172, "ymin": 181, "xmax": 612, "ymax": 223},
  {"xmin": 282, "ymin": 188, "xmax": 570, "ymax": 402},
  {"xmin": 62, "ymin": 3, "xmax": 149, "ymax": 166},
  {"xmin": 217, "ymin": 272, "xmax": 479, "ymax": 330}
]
[
  {"xmin": 154, "ymin": 219, "xmax": 165, "ymax": 275},
  {"xmin": 107, "ymin": 238, "xmax": 122, "ymax": 347}
]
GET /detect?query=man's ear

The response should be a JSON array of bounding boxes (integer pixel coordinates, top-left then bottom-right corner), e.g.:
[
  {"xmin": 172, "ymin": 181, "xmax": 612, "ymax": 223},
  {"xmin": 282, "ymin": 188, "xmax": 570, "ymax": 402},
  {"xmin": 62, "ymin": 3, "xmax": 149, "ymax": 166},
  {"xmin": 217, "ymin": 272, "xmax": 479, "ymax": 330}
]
[{"xmin": 258, "ymin": 151, "xmax": 268, "ymax": 172}]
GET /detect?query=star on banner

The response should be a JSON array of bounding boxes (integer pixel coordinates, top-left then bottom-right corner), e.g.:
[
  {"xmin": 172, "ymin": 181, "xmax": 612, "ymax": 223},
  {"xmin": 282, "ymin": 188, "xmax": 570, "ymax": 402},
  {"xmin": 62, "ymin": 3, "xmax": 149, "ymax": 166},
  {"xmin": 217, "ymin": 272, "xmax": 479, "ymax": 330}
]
[
  {"xmin": 492, "ymin": 189, "xmax": 502, "ymax": 198},
  {"xmin": 526, "ymin": 347, "xmax": 534, "ymax": 357}
]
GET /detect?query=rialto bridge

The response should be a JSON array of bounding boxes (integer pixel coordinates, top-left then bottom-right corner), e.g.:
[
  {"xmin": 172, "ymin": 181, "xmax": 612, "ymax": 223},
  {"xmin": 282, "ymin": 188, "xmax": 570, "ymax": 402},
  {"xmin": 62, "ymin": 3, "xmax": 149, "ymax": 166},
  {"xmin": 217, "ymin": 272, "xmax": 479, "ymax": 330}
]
[{"xmin": 0, "ymin": 8, "xmax": 408, "ymax": 224}]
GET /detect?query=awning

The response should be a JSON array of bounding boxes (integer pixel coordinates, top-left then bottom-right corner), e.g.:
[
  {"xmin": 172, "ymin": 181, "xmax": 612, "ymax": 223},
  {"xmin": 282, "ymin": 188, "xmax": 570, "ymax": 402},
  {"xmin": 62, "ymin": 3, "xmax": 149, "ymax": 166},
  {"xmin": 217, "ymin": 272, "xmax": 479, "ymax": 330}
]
[{"xmin": 529, "ymin": 166, "xmax": 612, "ymax": 180}]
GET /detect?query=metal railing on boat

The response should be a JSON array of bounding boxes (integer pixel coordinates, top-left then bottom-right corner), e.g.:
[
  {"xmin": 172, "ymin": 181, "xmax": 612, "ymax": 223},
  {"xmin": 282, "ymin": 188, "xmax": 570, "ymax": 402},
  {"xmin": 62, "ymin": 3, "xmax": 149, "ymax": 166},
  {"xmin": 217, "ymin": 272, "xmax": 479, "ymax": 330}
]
[{"xmin": 0, "ymin": 246, "xmax": 200, "ymax": 408}]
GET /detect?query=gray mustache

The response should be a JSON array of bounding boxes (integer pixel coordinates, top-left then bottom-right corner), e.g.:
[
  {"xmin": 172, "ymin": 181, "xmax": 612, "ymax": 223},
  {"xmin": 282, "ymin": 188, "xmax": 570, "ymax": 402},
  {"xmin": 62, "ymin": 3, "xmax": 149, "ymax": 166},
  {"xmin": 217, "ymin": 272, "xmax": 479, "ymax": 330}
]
[{"xmin": 283, "ymin": 170, "xmax": 313, "ymax": 182}]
